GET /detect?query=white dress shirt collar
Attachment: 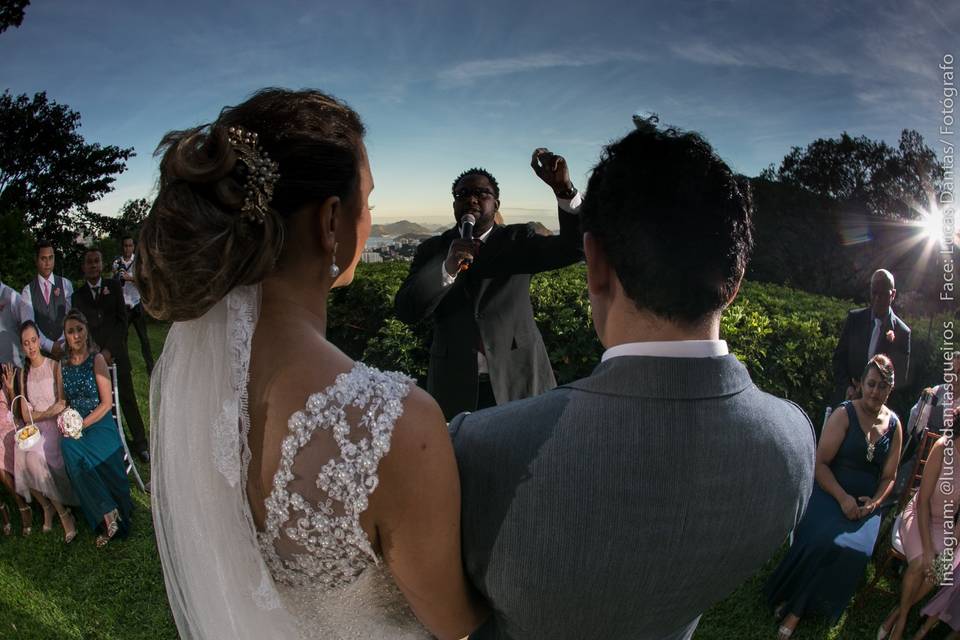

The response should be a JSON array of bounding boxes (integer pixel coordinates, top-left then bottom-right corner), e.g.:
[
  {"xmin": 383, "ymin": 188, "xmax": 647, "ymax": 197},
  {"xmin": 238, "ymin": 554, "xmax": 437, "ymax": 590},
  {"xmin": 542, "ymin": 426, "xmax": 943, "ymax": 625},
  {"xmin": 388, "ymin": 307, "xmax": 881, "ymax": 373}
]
[
  {"xmin": 872, "ymin": 308, "xmax": 893, "ymax": 326},
  {"xmin": 601, "ymin": 339, "xmax": 729, "ymax": 362},
  {"xmin": 458, "ymin": 223, "xmax": 494, "ymax": 243}
]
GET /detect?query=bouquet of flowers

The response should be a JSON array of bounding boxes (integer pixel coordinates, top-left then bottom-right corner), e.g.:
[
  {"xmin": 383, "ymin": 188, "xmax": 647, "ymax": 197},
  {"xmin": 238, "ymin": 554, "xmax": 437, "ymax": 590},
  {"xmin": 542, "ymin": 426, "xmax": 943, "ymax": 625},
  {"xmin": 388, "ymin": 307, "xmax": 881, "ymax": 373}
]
[
  {"xmin": 58, "ymin": 408, "xmax": 84, "ymax": 440},
  {"xmin": 932, "ymin": 551, "xmax": 954, "ymax": 586}
]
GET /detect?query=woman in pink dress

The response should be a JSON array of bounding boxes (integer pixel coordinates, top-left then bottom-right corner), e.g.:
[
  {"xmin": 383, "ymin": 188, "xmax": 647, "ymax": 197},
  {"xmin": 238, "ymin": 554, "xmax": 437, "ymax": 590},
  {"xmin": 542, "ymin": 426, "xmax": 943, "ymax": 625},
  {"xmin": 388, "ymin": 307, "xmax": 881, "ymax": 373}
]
[
  {"xmin": 878, "ymin": 430, "xmax": 960, "ymax": 640},
  {"xmin": 12, "ymin": 320, "xmax": 77, "ymax": 542},
  {"xmin": 1, "ymin": 362, "xmax": 32, "ymax": 535}
]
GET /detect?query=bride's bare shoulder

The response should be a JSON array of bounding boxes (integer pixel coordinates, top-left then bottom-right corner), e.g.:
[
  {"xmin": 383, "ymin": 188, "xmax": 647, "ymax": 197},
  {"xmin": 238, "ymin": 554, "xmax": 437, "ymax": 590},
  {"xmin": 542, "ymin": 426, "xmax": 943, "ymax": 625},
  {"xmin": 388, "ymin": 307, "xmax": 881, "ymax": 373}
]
[{"xmin": 249, "ymin": 321, "xmax": 354, "ymax": 423}]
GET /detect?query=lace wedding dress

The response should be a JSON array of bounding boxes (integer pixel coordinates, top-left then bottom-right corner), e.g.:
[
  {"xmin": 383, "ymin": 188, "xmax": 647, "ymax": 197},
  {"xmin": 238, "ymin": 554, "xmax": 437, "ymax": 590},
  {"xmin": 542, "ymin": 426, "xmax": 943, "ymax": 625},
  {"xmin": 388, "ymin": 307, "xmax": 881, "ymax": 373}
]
[{"xmin": 151, "ymin": 285, "xmax": 431, "ymax": 639}]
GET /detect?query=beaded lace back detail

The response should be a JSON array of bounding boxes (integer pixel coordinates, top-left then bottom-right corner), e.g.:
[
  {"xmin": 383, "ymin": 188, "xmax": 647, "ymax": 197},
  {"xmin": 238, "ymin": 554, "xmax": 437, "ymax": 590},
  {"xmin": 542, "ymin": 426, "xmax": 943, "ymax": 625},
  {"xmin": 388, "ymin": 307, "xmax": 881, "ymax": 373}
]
[{"xmin": 258, "ymin": 362, "xmax": 412, "ymax": 591}]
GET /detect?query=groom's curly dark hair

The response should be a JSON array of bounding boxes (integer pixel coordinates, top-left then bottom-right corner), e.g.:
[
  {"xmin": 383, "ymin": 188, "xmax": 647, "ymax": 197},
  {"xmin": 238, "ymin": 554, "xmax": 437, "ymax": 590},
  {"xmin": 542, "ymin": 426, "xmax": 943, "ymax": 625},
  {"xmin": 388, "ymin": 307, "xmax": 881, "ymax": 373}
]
[{"xmin": 580, "ymin": 119, "xmax": 753, "ymax": 324}]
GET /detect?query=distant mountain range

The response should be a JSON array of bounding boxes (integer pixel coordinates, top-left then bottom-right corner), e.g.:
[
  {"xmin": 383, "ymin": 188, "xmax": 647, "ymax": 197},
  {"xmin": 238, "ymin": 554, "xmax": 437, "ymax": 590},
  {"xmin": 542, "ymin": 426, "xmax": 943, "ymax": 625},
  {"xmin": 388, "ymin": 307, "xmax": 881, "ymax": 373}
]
[
  {"xmin": 395, "ymin": 232, "xmax": 434, "ymax": 242},
  {"xmin": 369, "ymin": 220, "xmax": 434, "ymax": 237}
]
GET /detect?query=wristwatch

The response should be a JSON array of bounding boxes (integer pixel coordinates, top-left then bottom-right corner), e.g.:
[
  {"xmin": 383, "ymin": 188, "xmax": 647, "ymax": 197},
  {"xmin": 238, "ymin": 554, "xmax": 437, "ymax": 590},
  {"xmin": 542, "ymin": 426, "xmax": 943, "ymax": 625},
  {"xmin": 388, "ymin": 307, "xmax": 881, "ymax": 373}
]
[{"xmin": 555, "ymin": 185, "xmax": 578, "ymax": 200}]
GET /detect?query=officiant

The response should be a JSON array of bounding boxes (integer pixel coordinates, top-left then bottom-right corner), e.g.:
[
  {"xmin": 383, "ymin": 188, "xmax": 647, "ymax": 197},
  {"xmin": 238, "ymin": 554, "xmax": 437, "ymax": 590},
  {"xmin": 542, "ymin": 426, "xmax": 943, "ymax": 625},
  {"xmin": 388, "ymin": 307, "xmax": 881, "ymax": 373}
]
[
  {"xmin": 394, "ymin": 151, "xmax": 583, "ymax": 419},
  {"xmin": 72, "ymin": 248, "xmax": 150, "ymax": 463}
]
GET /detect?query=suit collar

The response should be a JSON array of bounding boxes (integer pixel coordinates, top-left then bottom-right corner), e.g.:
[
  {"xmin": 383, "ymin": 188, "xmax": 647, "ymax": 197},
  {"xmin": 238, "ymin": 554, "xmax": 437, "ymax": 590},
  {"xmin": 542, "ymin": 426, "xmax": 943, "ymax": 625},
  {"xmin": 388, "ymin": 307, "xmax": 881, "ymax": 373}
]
[
  {"xmin": 443, "ymin": 223, "xmax": 505, "ymax": 242},
  {"xmin": 561, "ymin": 354, "xmax": 753, "ymax": 400},
  {"xmin": 37, "ymin": 273, "xmax": 57, "ymax": 287},
  {"xmin": 858, "ymin": 306, "xmax": 901, "ymax": 330}
]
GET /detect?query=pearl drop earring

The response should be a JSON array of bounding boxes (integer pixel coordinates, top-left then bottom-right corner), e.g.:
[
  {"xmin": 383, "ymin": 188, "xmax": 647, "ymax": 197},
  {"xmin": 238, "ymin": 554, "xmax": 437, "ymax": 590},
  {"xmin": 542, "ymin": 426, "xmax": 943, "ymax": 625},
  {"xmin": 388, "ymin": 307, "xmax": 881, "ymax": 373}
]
[{"xmin": 329, "ymin": 243, "xmax": 340, "ymax": 279}]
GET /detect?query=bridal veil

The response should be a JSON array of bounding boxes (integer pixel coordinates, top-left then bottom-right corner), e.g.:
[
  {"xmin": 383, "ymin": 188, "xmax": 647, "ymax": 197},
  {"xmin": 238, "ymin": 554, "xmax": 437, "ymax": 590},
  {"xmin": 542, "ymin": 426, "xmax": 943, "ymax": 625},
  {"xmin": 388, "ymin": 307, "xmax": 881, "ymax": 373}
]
[{"xmin": 150, "ymin": 285, "xmax": 298, "ymax": 638}]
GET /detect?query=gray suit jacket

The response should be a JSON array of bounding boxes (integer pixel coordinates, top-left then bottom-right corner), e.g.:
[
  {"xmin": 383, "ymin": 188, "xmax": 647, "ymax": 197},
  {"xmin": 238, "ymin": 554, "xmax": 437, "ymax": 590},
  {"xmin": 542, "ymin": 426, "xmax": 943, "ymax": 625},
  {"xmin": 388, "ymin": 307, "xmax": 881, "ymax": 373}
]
[
  {"xmin": 450, "ymin": 355, "xmax": 816, "ymax": 639},
  {"xmin": 394, "ymin": 209, "xmax": 582, "ymax": 420}
]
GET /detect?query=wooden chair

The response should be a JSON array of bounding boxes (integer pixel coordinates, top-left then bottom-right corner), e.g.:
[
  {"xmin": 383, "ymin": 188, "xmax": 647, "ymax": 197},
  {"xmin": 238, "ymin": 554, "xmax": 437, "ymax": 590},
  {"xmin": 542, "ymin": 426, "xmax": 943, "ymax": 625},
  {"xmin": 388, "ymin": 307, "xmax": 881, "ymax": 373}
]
[
  {"xmin": 108, "ymin": 364, "xmax": 148, "ymax": 493},
  {"xmin": 858, "ymin": 429, "xmax": 942, "ymax": 604}
]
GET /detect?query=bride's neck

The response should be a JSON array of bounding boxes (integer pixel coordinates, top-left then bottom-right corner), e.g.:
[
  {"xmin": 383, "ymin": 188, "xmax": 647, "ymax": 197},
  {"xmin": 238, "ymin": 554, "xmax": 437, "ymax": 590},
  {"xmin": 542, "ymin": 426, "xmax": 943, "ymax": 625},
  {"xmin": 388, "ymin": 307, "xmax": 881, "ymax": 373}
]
[{"xmin": 260, "ymin": 270, "xmax": 329, "ymax": 335}]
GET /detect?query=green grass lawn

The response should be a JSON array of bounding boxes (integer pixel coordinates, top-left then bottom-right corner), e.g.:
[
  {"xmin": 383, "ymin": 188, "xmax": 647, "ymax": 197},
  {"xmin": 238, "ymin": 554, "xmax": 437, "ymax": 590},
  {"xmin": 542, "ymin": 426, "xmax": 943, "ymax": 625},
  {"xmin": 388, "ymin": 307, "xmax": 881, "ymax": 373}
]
[{"xmin": 0, "ymin": 323, "xmax": 950, "ymax": 639}]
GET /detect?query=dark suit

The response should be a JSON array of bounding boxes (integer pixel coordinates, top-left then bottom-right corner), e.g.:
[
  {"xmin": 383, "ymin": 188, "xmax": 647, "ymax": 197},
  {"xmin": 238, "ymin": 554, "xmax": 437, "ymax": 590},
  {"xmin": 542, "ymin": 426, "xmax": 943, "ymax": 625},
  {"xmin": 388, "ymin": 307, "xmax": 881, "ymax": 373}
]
[
  {"xmin": 832, "ymin": 307, "xmax": 911, "ymax": 407},
  {"xmin": 395, "ymin": 209, "xmax": 581, "ymax": 419},
  {"xmin": 72, "ymin": 279, "xmax": 148, "ymax": 453},
  {"xmin": 450, "ymin": 355, "xmax": 816, "ymax": 639}
]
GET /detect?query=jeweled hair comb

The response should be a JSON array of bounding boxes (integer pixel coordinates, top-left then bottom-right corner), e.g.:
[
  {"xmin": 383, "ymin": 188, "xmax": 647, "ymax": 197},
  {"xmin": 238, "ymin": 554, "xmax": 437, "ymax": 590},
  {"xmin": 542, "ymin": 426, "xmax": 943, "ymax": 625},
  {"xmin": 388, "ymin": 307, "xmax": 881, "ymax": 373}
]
[{"xmin": 227, "ymin": 126, "xmax": 280, "ymax": 224}]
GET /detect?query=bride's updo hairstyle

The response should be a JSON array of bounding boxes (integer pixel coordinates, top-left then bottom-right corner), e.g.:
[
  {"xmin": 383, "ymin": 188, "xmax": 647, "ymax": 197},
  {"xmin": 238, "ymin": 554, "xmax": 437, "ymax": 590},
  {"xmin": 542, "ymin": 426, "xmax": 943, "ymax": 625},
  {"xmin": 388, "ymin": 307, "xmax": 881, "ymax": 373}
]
[{"xmin": 137, "ymin": 88, "xmax": 365, "ymax": 322}]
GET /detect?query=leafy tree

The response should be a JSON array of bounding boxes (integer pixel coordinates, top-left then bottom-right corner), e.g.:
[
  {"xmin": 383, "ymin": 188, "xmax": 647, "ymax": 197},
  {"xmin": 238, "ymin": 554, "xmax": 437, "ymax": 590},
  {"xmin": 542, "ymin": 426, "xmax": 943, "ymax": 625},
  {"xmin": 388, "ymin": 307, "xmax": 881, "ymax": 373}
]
[
  {"xmin": 0, "ymin": 207, "xmax": 35, "ymax": 288},
  {"xmin": 0, "ymin": 0, "xmax": 28, "ymax": 34},
  {"xmin": 92, "ymin": 197, "xmax": 151, "ymax": 240},
  {"xmin": 0, "ymin": 90, "xmax": 134, "ymax": 276},
  {"xmin": 768, "ymin": 129, "xmax": 943, "ymax": 220},
  {"xmin": 116, "ymin": 197, "xmax": 151, "ymax": 236}
]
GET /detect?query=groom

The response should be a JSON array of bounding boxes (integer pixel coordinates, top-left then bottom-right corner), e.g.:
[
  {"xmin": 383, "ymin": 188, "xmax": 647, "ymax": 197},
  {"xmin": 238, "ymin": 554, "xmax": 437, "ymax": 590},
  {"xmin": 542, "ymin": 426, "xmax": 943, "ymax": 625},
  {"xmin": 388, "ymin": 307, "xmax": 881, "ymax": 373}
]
[{"xmin": 450, "ymin": 123, "xmax": 817, "ymax": 639}]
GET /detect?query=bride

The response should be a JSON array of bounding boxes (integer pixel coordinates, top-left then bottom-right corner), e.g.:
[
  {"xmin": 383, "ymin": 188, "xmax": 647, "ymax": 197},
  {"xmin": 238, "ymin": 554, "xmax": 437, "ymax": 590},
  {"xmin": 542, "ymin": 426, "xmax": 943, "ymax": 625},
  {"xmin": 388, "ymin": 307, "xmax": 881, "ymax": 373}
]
[{"xmin": 137, "ymin": 88, "xmax": 487, "ymax": 639}]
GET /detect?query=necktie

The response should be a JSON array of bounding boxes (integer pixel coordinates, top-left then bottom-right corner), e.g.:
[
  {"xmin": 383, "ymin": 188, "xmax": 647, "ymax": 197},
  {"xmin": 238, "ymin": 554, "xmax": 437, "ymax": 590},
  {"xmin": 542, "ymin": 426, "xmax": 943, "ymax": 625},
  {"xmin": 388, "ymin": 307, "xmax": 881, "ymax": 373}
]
[
  {"xmin": 42, "ymin": 279, "xmax": 50, "ymax": 305},
  {"xmin": 867, "ymin": 318, "xmax": 882, "ymax": 361}
]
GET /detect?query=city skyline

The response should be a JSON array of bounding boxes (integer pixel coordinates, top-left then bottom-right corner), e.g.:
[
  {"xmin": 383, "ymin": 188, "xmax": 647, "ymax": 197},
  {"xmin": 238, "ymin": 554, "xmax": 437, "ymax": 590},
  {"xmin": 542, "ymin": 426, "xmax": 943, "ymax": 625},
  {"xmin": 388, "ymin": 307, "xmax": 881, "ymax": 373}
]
[{"xmin": 1, "ymin": 0, "xmax": 956, "ymax": 227}]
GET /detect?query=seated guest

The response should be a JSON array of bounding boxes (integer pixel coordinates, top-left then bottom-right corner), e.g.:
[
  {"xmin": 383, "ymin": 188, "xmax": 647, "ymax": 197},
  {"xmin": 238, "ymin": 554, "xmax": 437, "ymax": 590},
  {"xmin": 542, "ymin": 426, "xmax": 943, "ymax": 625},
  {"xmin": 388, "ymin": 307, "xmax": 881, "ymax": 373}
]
[
  {"xmin": 73, "ymin": 248, "xmax": 150, "ymax": 462},
  {"xmin": 59, "ymin": 309, "xmax": 133, "ymax": 548},
  {"xmin": 14, "ymin": 320, "xmax": 77, "ymax": 542},
  {"xmin": 878, "ymin": 427, "xmax": 960, "ymax": 640},
  {"xmin": 0, "ymin": 279, "xmax": 23, "ymax": 367},
  {"xmin": 1, "ymin": 362, "xmax": 31, "ymax": 536},
  {"xmin": 767, "ymin": 354, "xmax": 902, "ymax": 639},
  {"xmin": 913, "ymin": 560, "xmax": 960, "ymax": 640},
  {"xmin": 908, "ymin": 350, "xmax": 958, "ymax": 437},
  {"xmin": 892, "ymin": 352, "xmax": 960, "ymax": 502}
]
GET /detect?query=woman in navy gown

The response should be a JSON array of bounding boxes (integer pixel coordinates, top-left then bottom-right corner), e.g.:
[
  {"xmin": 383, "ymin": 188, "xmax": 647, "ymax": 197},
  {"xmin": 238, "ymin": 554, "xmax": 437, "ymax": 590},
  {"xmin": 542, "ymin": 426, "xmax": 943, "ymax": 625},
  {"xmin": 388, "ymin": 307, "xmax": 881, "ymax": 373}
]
[
  {"xmin": 59, "ymin": 309, "xmax": 133, "ymax": 547},
  {"xmin": 766, "ymin": 354, "xmax": 902, "ymax": 639}
]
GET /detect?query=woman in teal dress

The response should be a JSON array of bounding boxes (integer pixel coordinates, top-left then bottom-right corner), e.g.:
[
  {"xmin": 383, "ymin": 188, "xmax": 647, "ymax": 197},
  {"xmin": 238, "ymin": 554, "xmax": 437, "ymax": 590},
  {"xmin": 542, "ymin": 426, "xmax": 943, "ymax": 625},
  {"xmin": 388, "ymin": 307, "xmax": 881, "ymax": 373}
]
[
  {"xmin": 59, "ymin": 309, "xmax": 132, "ymax": 547},
  {"xmin": 766, "ymin": 354, "xmax": 903, "ymax": 639}
]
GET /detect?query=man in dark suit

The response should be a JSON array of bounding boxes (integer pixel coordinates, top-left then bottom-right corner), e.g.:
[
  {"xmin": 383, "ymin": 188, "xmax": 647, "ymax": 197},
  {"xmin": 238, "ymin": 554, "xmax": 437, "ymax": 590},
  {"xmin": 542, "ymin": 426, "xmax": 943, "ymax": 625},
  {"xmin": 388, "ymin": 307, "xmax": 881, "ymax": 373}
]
[
  {"xmin": 450, "ymin": 122, "xmax": 816, "ymax": 639},
  {"xmin": 832, "ymin": 268, "xmax": 911, "ymax": 408},
  {"xmin": 394, "ymin": 152, "xmax": 582, "ymax": 419},
  {"xmin": 72, "ymin": 248, "xmax": 149, "ymax": 462}
]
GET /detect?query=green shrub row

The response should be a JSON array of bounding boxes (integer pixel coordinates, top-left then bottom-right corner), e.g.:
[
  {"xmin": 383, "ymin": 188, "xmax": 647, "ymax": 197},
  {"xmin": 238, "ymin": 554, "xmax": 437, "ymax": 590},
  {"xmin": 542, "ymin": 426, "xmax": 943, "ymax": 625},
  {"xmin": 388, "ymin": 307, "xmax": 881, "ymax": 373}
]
[{"xmin": 328, "ymin": 262, "xmax": 949, "ymax": 423}]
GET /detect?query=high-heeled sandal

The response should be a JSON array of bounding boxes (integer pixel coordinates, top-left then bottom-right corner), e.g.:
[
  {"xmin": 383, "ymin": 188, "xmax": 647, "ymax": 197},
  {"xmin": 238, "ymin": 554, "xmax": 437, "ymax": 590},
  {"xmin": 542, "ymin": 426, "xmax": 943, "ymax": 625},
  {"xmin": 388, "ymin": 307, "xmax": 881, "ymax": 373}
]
[
  {"xmin": 18, "ymin": 506, "xmax": 32, "ymax": 536},
  {"xmin": 95, "ymin": 509, "xmax": 120, "ymax": 548},
  {"xmin": 0, "ymin": 504, "xmax": 11, "ymax": 536},
  {"xmin": 58, "ymin": 508, "xmax": 77, "ymax": 544},
  {"xmin": 777, "ymin": 624, "xmax": 794, "ymax": 639}
]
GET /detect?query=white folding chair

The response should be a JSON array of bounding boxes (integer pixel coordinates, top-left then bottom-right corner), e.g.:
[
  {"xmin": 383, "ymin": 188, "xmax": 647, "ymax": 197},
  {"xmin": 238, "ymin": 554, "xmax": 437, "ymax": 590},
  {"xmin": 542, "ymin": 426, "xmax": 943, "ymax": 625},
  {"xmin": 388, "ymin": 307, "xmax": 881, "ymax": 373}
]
[{"xmin": 109, "ymin": 364, "xmax": 148, "ymax": 493}]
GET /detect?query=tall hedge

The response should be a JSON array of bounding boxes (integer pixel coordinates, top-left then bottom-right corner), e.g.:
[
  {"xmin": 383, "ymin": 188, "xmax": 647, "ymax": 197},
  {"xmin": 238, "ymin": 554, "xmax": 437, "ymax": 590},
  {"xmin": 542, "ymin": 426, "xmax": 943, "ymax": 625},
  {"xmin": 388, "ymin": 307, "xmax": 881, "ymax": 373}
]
[{"xmin": 328, "ymin": 262, "xmax": 948, "ymax": 424}]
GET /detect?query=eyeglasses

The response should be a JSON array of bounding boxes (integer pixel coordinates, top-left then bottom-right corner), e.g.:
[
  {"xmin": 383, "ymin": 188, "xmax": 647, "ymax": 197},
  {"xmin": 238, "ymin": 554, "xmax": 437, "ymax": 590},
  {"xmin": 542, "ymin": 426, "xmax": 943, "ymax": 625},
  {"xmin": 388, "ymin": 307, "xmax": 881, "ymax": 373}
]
[{"xmin": 454, "ymin": 187, "xmax": 496, "ymax": 201}]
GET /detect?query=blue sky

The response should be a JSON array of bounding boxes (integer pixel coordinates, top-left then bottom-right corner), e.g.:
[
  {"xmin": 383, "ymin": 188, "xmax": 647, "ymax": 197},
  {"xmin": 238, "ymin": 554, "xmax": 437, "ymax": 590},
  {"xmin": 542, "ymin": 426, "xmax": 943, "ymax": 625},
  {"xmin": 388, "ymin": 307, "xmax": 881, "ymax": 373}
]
[{"xmin": 1, "ymin": 0, "xmax": 956, "ymax": 226}]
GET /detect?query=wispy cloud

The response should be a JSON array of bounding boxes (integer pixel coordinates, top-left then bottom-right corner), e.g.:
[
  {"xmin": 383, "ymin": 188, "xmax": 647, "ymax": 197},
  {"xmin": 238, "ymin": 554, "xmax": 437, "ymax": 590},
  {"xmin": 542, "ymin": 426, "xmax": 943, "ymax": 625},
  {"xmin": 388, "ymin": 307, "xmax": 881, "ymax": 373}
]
[
  {"xmin": 669, "ymin": 41, "xmax": 857, "ymax": 77},
  {"xmin": 437, "ymin": 50, "xmax": 648, "ymax": 85}
]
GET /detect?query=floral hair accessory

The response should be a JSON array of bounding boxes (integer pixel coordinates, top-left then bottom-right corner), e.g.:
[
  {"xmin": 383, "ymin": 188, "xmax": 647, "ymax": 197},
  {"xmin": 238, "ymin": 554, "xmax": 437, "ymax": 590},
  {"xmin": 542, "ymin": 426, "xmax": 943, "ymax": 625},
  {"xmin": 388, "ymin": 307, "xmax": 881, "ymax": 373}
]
[{"xmin": 227, "ymin": 126, "xmax": 280, "ymax": 224}]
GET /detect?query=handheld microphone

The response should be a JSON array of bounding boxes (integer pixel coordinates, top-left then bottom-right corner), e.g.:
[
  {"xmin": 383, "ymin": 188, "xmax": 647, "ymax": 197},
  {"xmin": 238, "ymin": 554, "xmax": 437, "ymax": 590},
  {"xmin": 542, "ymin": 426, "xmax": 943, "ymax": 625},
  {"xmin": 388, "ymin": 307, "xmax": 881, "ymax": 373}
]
[
  {"xmin": 461, "ymin": 214, "xmax": 476, "ymax": 240},
  {"xmin": 459, "ymin": 214, "xmax": 476, "ymax": 271}
]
